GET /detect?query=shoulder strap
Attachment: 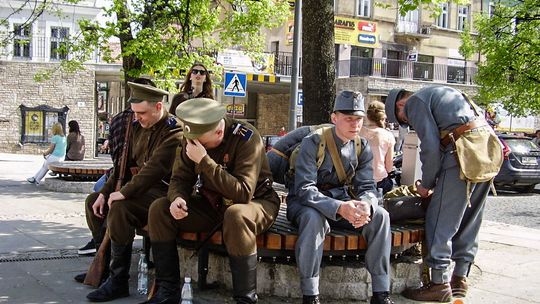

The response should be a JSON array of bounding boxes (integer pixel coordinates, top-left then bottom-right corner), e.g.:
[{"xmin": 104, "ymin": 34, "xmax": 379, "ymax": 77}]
[
  {"xmin": 461, "ymin": 92, "xmax": 483, "ymax": 117},
  {"xmin": 323, "ymin": 127, "xmax": 348, "ymax": 185}
]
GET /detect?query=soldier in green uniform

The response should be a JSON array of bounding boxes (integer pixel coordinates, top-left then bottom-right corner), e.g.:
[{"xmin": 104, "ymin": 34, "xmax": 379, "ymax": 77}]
[
  {"xmin": 143, "ymin": 98, "xmax": 280, "ymax": 304},
  {"xmin": 85, "ymin": 82, "xmax": 183, "ymax": 302}
]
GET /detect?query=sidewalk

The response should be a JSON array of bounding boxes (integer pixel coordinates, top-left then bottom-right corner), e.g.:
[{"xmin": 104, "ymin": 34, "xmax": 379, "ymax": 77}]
[{"xmin": 1, "ymin": 152, "xmax": 539, "ymax": 303}]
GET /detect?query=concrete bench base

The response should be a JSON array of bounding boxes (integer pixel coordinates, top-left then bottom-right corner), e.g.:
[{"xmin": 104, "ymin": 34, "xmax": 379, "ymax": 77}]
[
  {"xmin": 42, "ymin": 177, "xmax": 95, "ymax": 193},
  {"xmin": 177, "ymin": 248, "xmax": 423, "ymax": 300}
]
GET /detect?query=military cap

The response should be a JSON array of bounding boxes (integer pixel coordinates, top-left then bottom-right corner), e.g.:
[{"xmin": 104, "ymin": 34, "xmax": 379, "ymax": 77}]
[
  {"xmin": 176, "ymin": 98, "xmax": 225, "ymax": 139},
  {"xmin": 333, "ymin": 91, "xmax": 365, "ymax": 116},
  {"xmin": 385, "ymin": 88, "xmax": 408, "ymax": 127},
  {"xmin": 127, "ymin": 82, "xmax": 169, "ymax": 103}
]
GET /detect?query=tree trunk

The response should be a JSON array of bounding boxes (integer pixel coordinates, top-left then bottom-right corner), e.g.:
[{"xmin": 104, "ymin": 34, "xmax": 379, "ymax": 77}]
[{"xmin": 302, "ymin": 0, "xmax": 335, "ymax": 125}]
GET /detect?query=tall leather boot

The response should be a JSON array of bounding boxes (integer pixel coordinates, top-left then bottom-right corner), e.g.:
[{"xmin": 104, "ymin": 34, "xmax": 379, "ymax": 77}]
[
  {"xmin": 87, "ymin": 242, "xmax": 132, "ymax": 302},
  {"xmin": 140, "ymin": 241, "xmax": 181, "ymax": 304},
  {"xmin": 229, "ymin": 254, "xmax": 258, "ymax": 304}
]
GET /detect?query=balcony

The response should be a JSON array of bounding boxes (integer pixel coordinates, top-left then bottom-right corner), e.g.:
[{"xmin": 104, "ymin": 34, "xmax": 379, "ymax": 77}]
[
  {"xmin": 274, "ymin": 52, "xmax": 477, "ymax": 85},
  {"xmin": 1, "ymin": 35, "xmax": 103, "ymax": 63},
  {"xmin": 395, "ymin": 21, "xmax": 432, "ymax": 39}
]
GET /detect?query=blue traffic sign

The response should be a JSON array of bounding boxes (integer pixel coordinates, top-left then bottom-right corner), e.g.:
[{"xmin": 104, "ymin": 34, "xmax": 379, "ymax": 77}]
[{"xmin": 224, "ymin": 72, "xmax": 247, "ymax": 97}]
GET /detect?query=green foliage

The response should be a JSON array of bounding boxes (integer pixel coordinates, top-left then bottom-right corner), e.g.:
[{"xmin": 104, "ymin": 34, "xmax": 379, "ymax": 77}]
[
  {"xmin": 464, "ymin": 0, "xmax": 540, "ymax": 116},
  {"xmin": 50, "ymin": 0, "xmax": 289, "ymax": 91}
]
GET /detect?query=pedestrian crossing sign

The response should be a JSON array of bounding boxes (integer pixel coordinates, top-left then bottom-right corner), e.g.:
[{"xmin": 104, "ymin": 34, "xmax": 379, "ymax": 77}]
[{"xmin": 224, "ymin": 72, "xmax": 247, "ymax": 97}]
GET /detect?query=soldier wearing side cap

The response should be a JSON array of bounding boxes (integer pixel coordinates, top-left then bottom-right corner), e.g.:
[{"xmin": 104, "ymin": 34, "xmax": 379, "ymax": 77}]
[
  {"xmin": 85, "ymin": 82, "xmax": 183, "ymax": 302},
  {"xmin": 144, "ymin": 98, "xmax": 280, "ymax": 304},
  {"xmin": 287, "ymin": 91, "xmax": 393, "ymax": 304}
]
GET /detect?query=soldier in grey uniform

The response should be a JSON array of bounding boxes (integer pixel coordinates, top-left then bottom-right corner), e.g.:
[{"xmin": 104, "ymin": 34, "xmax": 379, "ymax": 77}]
[
  {"xmin": 287, "ymin": 91, "xmax": 393, "ymax": 304},
  {"xmin": 385, "ymin": 86, "xmax": 492, "ymax": 302},
  {"xmin": 144, "ymin": 98, "xmax": 280, "ymax": 304},
  {"xmin": 85, "ymin": 82, "xmax": 183, "ymax": 302}
]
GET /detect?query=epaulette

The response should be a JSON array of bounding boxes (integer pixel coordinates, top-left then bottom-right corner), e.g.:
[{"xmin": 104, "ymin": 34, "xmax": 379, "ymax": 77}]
[{"xmin": 232, "ymin": 123, "xmax": 253, "ymax": 141}]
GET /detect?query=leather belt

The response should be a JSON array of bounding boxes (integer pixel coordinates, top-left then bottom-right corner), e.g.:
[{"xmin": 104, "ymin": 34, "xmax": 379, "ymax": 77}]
[{"xmin": 440, "ymin": 120, "xmax": 489, "ymax": 148}]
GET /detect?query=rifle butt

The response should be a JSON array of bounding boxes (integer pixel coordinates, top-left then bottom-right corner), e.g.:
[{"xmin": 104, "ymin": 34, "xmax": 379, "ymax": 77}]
[{"xmin": 83, "ymin": 234, "xmax": 111, "ymax": 287}]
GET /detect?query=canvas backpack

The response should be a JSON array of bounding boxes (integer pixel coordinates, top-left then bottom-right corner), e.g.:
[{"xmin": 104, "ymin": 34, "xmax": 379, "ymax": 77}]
[{"xmin": 267, "ymin": 124, "xmax": 362, "ymax": 186}]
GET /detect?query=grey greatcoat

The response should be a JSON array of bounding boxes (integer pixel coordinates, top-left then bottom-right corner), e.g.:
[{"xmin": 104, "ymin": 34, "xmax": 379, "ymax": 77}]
[
  {"xmin": 404, "ymin": 86, "xmax": 491, "ymax": 284},
  {"xmin": 286, "ymin": 126, "xmax": 391, "ymax": 296}
]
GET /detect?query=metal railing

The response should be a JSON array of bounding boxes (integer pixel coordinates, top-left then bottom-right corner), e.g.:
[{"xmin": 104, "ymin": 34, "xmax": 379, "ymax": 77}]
[{"xmin": 275, "ymin": 52, "xmax": 477, "ymax": 85}]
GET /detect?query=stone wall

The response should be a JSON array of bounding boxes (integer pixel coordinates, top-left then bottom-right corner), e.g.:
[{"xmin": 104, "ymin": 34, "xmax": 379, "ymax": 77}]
[
  {"xmin": 0, "ymin": 61, "xmax": 96, "ymax": 158},
  {"xmin": 257, "ymin": 93, "xmax": 290, "ymax": 135}
]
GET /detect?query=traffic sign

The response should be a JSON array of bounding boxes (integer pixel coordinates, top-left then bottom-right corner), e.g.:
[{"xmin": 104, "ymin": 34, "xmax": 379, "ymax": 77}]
[{"xmin": 224, "ymin": 72, "xmax": 247, "ymax": 97}]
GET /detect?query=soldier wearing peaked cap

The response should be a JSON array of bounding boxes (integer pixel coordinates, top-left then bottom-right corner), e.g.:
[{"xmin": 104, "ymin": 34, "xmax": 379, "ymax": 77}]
[
  {"xmin": 145, "ymin": 98, "xmax": 280, "ymax": 304},
  {"xmin": 85, "ymin": 82, "xmax": 183, "ymax": 302},
  {"xmin": 285, "ymin": 91, "xmax": 393, "ymax": 304}
]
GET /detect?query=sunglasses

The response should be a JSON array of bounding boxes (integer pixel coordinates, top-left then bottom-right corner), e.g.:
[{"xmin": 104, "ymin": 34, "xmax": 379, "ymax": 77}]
[{"xmin": 191, "ymin": 69, "xmax": 206, "ymax": 75}]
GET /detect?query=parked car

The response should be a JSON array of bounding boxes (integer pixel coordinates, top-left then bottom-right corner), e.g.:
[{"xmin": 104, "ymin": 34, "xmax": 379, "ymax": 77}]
[{"xmin": 494, "ymin": 133, "xmax": 540, "ymax": 193}]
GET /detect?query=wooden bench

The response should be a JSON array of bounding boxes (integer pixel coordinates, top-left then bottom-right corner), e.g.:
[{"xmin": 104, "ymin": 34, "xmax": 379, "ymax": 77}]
[
  {"xmin": 48, "ymin": 160, "xmax": 112, "ymax": 181},
  {"xmin": 139, "ymin": 193, "xmax": 424, "ymax": 290}
]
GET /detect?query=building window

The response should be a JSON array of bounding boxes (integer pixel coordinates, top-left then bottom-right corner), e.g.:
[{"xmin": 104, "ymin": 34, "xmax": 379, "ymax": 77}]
[
  {"xmin": 488, "ymin": 1, "xmax": 496, "ymax": 17},
  {"xmin": 356, "ymin": 0, "xmax": 371, "ymax": 17},
  {"xmin": 447, "ymin": 59, "xmax": 466, "ymax": 83},
  {"xmin": 436, "ymin": 3, "xmax": 449, "ymax": 28},
  {"xmin": 13, "ymin": 24, "xmax": 31, "ymax": 58},
  {"xmin": 457, "ymin": 5, "xmax": 469, "ymax": 31},
  {"xmin": 50, "ymin": 27, "xmax": 69, "ymax": 60},
  {"xmin": 350, "ymin": 46, "xmax": 373, "ymax": 76},
  {"xmin": 413, "ymin": 54, "xmax": 434, "ymax": 81}
]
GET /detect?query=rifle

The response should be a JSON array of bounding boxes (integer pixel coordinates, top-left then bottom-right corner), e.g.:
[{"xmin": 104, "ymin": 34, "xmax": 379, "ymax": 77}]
[{"xmin": 84, "ymin": 112, "xmax": 134, "ymax": 287}]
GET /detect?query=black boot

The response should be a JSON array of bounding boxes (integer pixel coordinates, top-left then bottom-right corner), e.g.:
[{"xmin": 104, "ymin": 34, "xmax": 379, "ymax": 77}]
[
  {"xmin": 229, "ymin": 254, "xmax": 258, "ymax": 304},
  {"xmin": 86, "ymin": 242, "xmax": 132, "ymax": 302},
  {"xmin": 74, "ymin": 241, "xmax": 110, "ymax": 284},
  {"xmin": 371, "ymin": 291, "xmax": 394, "ymax": 304},
  {"xmin": 303, "ymin": 295, "xmax": 320, "ymax": 304},
  {"xmin": 140, "ymin": 241, "xmax": 181, "ymax": 304}
]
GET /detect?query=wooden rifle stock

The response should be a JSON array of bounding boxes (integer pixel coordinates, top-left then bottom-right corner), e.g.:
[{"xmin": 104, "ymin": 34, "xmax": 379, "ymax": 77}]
[{"xmin": 84, "ymin": 112, "xmax": 134, "ymax": 287}]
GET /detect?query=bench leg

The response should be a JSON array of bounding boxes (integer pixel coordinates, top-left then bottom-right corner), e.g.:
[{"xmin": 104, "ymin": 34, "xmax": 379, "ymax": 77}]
[{"xmin": 143, "ymin": 235, "xmax": 153, "ymax": 268}]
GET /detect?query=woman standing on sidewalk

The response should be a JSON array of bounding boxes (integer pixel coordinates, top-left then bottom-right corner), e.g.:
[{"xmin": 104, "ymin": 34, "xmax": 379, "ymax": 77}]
[
  {"xmin": 27, "ymin": 122, "xmax": 66, "ymax": 185},
  {"xmin": 169, "ymin": 63, "xmax": 214, "ymax": 115}
]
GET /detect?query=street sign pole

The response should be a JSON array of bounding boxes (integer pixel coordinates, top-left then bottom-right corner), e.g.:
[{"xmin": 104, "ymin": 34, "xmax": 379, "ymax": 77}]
[
  {"xmin": 288, "ymin": 0, "xmax": 302, "ymax": 131},
  {"xmin": 232, "ymin": 96, "xmax": 236, "ymax": 118}
]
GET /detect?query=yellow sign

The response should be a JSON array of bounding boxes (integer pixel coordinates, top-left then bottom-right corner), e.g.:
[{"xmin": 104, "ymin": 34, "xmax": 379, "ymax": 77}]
[
  {"xmin": 226, "ymin": 104, "xmax": 245, "ymax": 116},
  {"xmin": 334, "ymin": 16, "xmax": 379, "ymax": 48},
  {"xmin": 25, "ymin": 111, "xmax": 43, "ymax": 136}
]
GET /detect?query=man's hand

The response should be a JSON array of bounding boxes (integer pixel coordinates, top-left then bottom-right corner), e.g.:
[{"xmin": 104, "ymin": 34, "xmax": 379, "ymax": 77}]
[
  {"xmin": 107, "ymin": 191, "xmax": 125, "ymax": 209},
  {"xmin": 338, "ymin": 200, "xmax": 371, "ymax": 229},
  {"xmin": 170, "ymin": 197, "xmax": 188, "ymax": 220},
  {"xmin": 92, "ymin": 193, "xmax": 107, "ymax": 219},
  {"xmin": 186, "ymin": 139, "xmax": 207, "ymax": 164},
  {"xmin": 415, "ymin": 180, "xmax": 432, "ymax": 198}
]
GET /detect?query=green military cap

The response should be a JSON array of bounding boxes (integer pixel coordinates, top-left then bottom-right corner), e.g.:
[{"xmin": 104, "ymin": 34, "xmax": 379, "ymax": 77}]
[
  {"xmin": 127, "ymin": 82, "xmax": 169, "ymax": 103},
  {"xmin": 176, "ymin": 98, "xmax": 225, "ymax": 139}
]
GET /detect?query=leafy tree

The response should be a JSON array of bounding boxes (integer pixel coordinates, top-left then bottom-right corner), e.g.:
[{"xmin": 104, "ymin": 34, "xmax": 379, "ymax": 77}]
[
  {"xmin": 460, "ymin": 0, "xmax": 540, "ymax": 116},
  {"xmin": 36, "ymin": 0, "xmax": 289, "ymax": 92}
]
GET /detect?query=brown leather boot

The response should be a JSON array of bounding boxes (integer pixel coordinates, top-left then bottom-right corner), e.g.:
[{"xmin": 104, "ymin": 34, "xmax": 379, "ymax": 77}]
[
  {"xmin": 402, "ymin": 282, "xmax": 452, "ymax": 302},
  {"xmin": 450, "ymin": 275, "xmax": 468, "ymax": 297}
]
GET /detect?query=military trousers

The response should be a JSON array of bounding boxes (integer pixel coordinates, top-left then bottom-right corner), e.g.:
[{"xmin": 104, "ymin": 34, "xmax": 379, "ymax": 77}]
[
  {"xmin": 288, "ymin": 203, "xmax": 391, "ymax": 296},
  {"xmin": 85, "ymin": 188, "xmax": 166, "ymax": 245},
  {"xmin": 148, "ymin": 195, "xmax": 279, "ymax": 257},
  {"xmin": 425, "ymin": 163, "xmax": 490, "ymax": 284}
]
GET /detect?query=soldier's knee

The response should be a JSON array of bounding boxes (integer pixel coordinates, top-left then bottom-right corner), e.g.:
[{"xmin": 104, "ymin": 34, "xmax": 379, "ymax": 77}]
[
  {"xmin": 297, "ymin": 208, "xmax": 327, "ymax": 232},
  {"xmin": 85, "ymin": 192, "xmax": 100, "ymax": 214},
  {"xmin": 371, "ymin": 205, "xmax": 390, "ymax": 225},
  {"xmin": 223, "ymin": 204, "xmax": 247, "ymax": 227},
  {"xmin": 149, "ymin": 197, "xmax": 170, "ymax": 219}
]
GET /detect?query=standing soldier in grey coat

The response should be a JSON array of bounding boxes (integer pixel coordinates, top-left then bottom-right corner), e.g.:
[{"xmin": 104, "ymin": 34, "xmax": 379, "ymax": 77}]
[
  {"xmin": 385, "ymin": 86, "xmax": 492, "ymax": 302},
  {"xmin": 85, "ymin": 82, "xmax": 183, "ymax": 302},
  {"xmin": 287, "ymin": 91, "xmax": 393, "ymax": 304},
  {"xmin": 144, "ymin": 98, "xmax": 280, "ymax": 304}
]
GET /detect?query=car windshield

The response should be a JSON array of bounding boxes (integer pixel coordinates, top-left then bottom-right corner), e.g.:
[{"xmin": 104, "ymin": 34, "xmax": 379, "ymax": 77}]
[{"xmin": 505, "ymin": 139, "xmax": 540, "ymax": 154}]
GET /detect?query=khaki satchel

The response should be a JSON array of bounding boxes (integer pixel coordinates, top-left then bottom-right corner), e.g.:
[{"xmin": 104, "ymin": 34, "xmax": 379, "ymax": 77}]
[{"xmin": 445, "ymin": 93, "xmax": 504, "ymax": 205}]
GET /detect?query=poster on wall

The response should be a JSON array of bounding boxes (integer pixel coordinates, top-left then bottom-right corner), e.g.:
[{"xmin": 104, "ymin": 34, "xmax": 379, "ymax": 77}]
[
  {"xmin": 25, "ymin": 111, "xmax": 43, "ymax": 137},
  {"xmin": 334, "ymin": 16, "xmax": 380, "ymax": 48}
]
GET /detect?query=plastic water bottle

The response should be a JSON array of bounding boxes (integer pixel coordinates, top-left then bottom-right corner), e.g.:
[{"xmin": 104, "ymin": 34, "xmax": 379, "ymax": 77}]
[
  {"xmin": 180, "ymin": 277, "xmax": 193, "ymax": 303},
  {"xmin": 137, "ymin": 253, "xmax": 148, "ymax": 295}
]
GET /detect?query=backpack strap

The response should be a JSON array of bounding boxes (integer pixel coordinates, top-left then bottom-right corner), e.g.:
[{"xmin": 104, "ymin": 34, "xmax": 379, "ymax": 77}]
[{"xmin": 323, "ymin": 127, "xmax": 348, "ymax": 185}]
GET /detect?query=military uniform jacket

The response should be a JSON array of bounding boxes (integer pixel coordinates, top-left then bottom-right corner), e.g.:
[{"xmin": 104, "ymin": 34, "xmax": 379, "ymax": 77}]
[
  {"xmin": 404, "ymin": 86, "xmax": 476, "ymax": 189},
  {"xmin": 288, "ymin": 126, "xmax": 377, "ymax": 221},
  {"xmin": 168, "ymin": 117, "xmax": 278, "ymax": 206},
  {"xmin": 100, "ymin": 113, "xmax": 183, "ymax": 198}
]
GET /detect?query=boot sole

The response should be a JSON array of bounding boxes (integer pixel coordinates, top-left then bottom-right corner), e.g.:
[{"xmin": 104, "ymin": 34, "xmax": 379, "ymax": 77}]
[{"xmin": 86, "ymin": 291, "xmax": 129, "ymax": 302}]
